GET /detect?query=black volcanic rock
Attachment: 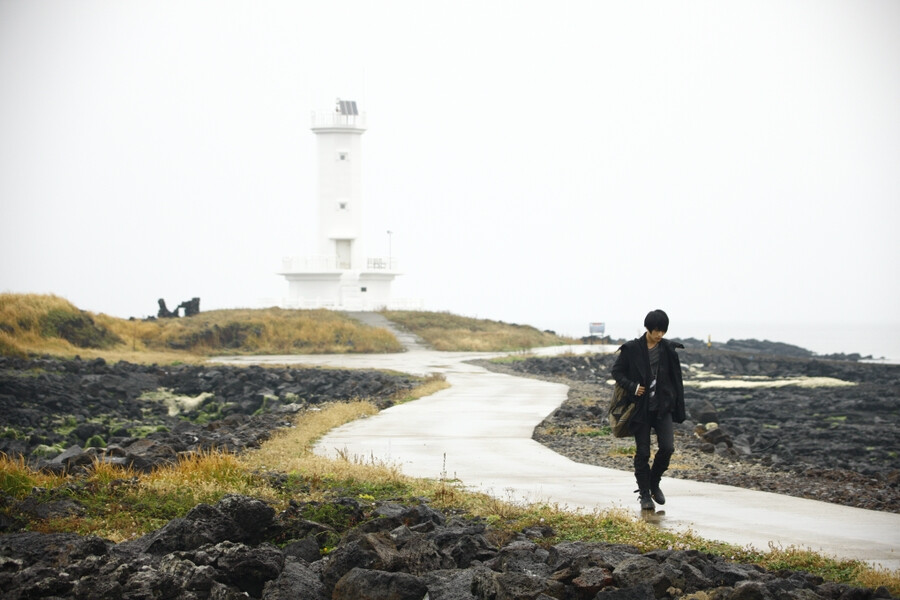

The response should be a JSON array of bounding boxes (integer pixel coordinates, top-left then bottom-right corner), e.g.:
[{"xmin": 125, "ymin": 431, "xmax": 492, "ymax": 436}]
[
  {"xmin": 1, "ymin": 495, "xmax": 893, "ymax": 600},
  {"xmin": 0, "ymin": 356, "xmax": 418, "ymax": 473}
]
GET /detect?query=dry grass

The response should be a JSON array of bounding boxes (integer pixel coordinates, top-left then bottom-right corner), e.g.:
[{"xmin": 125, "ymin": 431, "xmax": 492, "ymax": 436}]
[
  {"xmin": 238, "ymin": 401, "xmax": 410, "ymax": 500},
  {"xmin": 144, "ymin": 451, "xmax": 266, "ymax": 497},
  {"xmin": 0, "ymin": 454, "xmax": 67, "ymax": 498},
  {"xmin": 131, "ymin": 307, "xmax": 402, "ymax": 355},
  {"xmin": 241, "ymin": 401, "xmax": 378, "ymax": 470},
  {"xmin": 395, "ymin": 373, "xmax": 449, "ymax": 402},
  {"xmin": 381, "ymin": 310, "xmax": 578, "ymax": 351},
  {"xmin": 1, "ymin": 294, "xmax": 580, "ymax": 359},
  {"xmin": 0, "ymin": 294, "xmax": 90, "ymax": 358},
  {"xmin": 0, "ymin": 294, "xmax": 403, "ymax": 361}
]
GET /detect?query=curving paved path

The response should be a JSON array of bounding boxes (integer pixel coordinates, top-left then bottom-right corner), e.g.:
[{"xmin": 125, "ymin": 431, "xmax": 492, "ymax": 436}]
[{"xmin": 215, "ymin": 318, "xmax": 900, "ymax": 571}]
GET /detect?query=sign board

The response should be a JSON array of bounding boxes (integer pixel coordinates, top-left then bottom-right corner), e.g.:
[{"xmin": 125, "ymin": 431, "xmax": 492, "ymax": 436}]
[{"xmin": 589, "ymin": 322, "xmax": 605, "ymax": 335}]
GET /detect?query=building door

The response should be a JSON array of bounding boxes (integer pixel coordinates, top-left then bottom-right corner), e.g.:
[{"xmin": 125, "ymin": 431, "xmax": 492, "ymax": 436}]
[{"xmin": 335, "ymin": 239, "xmax": 352, "ymax": 269}]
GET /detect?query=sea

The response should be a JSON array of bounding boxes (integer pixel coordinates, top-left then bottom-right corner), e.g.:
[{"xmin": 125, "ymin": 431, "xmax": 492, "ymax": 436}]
[{"xmin": 546, "ymin": 319, "xmax": 900, "ymax": 365}]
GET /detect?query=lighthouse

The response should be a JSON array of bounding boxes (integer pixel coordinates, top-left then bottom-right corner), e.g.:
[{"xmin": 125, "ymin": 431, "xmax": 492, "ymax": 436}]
[{"xmin": 280, "ymin": 99, "xmax": 399, "ymax": 310}]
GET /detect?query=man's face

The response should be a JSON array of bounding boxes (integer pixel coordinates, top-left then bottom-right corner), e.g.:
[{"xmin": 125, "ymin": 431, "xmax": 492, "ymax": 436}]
[{"xmin": 647, "ymin": 329, "xmax": 666, "ymax": 344}]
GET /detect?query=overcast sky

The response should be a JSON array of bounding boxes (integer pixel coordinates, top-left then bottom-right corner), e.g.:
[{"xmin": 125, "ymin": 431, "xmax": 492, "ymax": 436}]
[{"xmin": 1, "ymin": 1, "xmax": 898, "ymax": 349}]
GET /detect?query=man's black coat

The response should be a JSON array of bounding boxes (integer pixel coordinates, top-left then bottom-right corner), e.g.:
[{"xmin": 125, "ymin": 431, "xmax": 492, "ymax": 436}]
[{"xmin": 611, "ymin": 334, "xmax": 686, "ymax": 434}]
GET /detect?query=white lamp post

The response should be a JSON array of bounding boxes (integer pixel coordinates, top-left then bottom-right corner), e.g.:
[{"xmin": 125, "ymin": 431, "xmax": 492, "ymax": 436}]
[{"xmin": 387, "ymin": 230, "xmax": 393, "ymax": 269}]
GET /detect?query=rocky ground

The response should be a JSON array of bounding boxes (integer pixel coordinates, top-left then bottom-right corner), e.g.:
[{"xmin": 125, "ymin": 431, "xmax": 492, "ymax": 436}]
[
  {"xmin": 0, "ymin": 355, "xmax": 420, "ymax": 475},
  {"xmin": 1, "ymin": 352, "xmax": 899, "ymax": 599},
  {"xmin": 474, "ymin": 347, "xmax": 900, "ymax": 514},
  {"xmin": 7, "ymin": 492, "xmax": 896, "ymax": 600}
]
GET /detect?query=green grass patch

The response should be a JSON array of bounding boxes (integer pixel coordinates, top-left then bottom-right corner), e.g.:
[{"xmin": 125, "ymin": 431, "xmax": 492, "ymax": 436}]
[
  {"xmin": 825, "ymin": 415, "xmax": 848, "ymax": 425},
  {"xmin": 576, "ymin": 426, "xmax": 611, "ymax": 437}
]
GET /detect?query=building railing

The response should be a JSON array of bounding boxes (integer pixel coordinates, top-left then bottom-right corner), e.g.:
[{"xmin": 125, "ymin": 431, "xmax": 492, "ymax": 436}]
[
  {"xmin": 310, "ymin": 112, "xmax": 367, "ymax": 130},
  {"xmin": 281, "ymin": 255, "xmax": 397, "ymax": 273},
  {"xmin": 280, "ymin": 297, "xmax": 423, "ymax": 311},
  {"xmin": 366, "ymin": 257, "xmax": 398, "ymax": 271}
]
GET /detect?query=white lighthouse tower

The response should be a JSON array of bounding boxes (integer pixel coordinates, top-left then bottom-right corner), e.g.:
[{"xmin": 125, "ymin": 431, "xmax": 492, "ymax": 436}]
[{"xmin": 280, "ymin": 99, "xmax": 399, "ymax": 310}]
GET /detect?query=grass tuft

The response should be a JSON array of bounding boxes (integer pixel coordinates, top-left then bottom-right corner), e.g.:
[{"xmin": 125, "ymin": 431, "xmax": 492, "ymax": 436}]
[{"xmin": 0, "ymin": 453, "xmax": 67, "ymax": 498}]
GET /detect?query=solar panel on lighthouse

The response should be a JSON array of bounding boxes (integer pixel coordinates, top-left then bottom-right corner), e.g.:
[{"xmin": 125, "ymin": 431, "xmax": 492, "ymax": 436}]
[{"xmin": 337, "ymin": 100, "xmax": 358, "ymax": 116}]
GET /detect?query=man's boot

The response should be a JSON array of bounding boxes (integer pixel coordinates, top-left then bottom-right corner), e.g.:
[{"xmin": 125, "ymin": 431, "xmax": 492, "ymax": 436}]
[
  {"xmin": 650, "ymin": 475, "xmax": 666, "ymax": 505},
  {"xmin": 635, "ymin": 471, "xmax": 655, "ymax": 510},
  {"xmin": 637, "ymin": 489, "xmax": 655, "ymax": 511}
]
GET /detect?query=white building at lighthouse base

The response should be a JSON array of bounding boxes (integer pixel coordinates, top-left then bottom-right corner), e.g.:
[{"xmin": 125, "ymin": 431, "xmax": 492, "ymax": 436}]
[{"xmin": 279, "ymin": 256, "xmax": 412, "ymax": 311}]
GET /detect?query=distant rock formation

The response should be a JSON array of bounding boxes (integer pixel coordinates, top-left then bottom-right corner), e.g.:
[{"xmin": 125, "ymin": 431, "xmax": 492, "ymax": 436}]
[
  {"xmin": 178, "ymin": 297, "xmax": 200, "ymax": 317},
  {"xmin": 157, "ymin": 298, "xmax": 177, "ymax": 318},
  {"xmin": 157, "ymin": 297, "xmax": 200, "ymax": 318}
]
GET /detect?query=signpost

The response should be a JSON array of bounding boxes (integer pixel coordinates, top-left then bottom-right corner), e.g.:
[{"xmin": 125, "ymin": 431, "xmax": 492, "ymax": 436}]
[{"xmin": 588, "ymin": 322, "xmax": 606, "ymax": 345}]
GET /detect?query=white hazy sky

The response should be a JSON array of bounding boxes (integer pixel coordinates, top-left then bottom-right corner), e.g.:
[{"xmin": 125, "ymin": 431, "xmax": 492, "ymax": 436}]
[{"xmin": 1, "ymin": 1, "xmax": 899, "ymax": 348}]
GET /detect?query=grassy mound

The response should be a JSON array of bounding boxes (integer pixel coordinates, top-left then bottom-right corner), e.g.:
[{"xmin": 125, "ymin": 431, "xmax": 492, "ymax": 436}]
[
  {"xmin": 0, "ymin": 294, "xmax": 402, "ymax": 360},
  {"xmin": 1, "ymin": 295, "xmax": 581, "ymax": 361},
  {"xmin": 381, "ymin": 310, "xmax": 577, "ymax": 351},
  {"xmin": 0, "ymin": 294, "xmax": 122, "ymax": 358}
]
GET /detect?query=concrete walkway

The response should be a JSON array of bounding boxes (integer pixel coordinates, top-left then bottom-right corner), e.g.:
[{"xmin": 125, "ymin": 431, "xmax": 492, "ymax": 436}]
[{"xmin": 214, "ymin": 318, "xmax": 900, "ymax": 571}]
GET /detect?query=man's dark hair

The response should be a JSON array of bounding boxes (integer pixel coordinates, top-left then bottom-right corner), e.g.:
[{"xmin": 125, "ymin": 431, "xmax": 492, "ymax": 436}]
[{"xmin": 644, "ymin": 309, "xmax": 669, "ymax": 332}]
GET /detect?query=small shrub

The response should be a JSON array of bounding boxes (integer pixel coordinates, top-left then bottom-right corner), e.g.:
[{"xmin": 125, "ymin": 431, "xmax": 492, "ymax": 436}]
[
  {"xmin": 56, "ymin": 416, "xmax": 78, "ymax": 437},
  {"xmin": 109, "ymin": 426, "xmax": 129, "ymax": 437},
  {"xmin": 1, "ymin": 427, "xmax": 22, "ymax": 440},
  {"xmin": 31, "ymin": 444, "xmax": 65, "ymax": 458},
  {"xmin": 253, "ymin": 395, "xmax": 277, "ymax": 416},
  {"xmin": 576, "ymin": 426, "xmax": 611, "ymax": 437},
  {"xmin": 85, "ymin": 435, "xmax": 106, "ymax": 449},
  {"xmin": 298, "ymin": 500, "xmax": 363, "ymax": 530},
  {"xmin": 39, "ymin": 308, "xmax": 122, "ymax": 349}
]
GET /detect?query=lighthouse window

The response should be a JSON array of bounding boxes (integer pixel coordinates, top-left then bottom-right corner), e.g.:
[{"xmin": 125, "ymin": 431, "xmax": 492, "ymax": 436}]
[
  {"xmin": 338, "ymin": 202, "xmax": 348, "ymax": 210},
  {"xmin": 337, "ymin": 151, "xmax": 349, "ymax": 161},
  {"xmin": 360, "ymin": 287, "xmax": 367, "ymax": 293}
]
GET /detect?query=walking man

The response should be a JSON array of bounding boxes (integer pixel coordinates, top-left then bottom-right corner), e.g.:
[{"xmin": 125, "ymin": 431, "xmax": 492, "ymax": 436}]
[{"xmin": 611, "ymin": 309, "xmax": 686, "ymax": 510}]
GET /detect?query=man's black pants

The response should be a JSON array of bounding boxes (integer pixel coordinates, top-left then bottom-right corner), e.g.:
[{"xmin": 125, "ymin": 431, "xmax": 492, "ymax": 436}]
[{"xmin": 633, "ymin": 410, "xmax": 674, "ymax": 491}]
